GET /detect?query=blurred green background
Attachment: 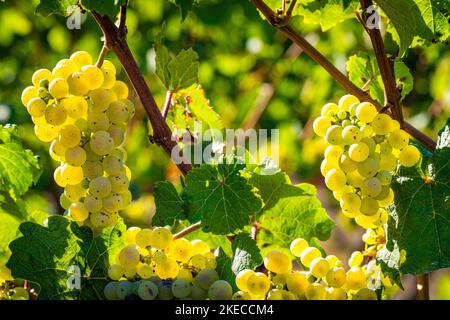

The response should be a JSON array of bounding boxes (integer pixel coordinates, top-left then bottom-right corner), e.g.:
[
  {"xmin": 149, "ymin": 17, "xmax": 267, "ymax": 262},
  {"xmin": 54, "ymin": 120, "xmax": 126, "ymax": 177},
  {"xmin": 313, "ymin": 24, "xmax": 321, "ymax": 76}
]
[{"xmin": 0, "ymin": 0, "xmax": 448, "ymax": 298}]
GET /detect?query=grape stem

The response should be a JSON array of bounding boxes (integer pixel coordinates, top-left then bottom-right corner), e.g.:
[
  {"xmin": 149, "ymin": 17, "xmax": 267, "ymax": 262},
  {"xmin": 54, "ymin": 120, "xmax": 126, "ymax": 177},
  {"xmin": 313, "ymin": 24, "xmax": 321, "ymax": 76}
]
[
  {"xmin": 95, "ymin": 45, "xmax": 109, "ymax": 68},
  {"xmin": 91, "ymin": 5, "xmax": 192, "ymax": 175},
  {"xmin": 417, "ymin": 274, "xmax": 430, "ymax": 300},
  {"xmin": 162, "ymin": 90, "xmax": 173, "ymax": 119},
  {"xmin": 249, "ymin": 0, "xmax": 436, "ymax": 151},
  {"xmin": 173, "ymin": 222, "xmax": 201, "ymax": 239}
]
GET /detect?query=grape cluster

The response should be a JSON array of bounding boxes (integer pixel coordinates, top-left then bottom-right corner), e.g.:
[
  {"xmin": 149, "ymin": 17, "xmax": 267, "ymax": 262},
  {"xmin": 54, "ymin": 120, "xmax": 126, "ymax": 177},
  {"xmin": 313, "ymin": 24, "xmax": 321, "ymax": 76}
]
[
  {"xmin": 0, "ymin": 273, "xmax": 31, "ymax": 301},
  {"xmin": 234, "ymin": 238, "xmax": 383, "ymax": 300},
  {"xmin": 313, "ymin": 95, "xmax": 420, "ymax": 226},
  {"xmin": 21, "ymin": 51, "xmax": 135, "ymax": 229},
  {"xmin": 104, "ymin": 226, "xmax": 233, "ymax": 300}
]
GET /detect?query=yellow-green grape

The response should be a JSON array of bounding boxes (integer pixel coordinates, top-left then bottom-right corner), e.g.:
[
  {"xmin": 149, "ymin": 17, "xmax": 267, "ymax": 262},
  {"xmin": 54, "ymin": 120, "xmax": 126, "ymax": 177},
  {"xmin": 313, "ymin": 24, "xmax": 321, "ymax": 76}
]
[
  {"xmin": 101, "ymin": 66, "xmax": 116, "ymax": 89},
  {"xmin": 309, "ymin": 257, "xmax": 330, "ymax": 278},
  {"xmin": 208, "ymin": 280, "xmax": 233, "ymax": 300},
  {"xmin": 191, "ymin": 239, "xmax": 210, "ymax": 254},
  {"xmin": 149, "ymin": 227, "xmax": 173, "ymax": 250},
  {"xmin": 247, "ymin": 272, "xmax": 271, "ymax": 296},
  {"xmin": 398, "ymin": 145, "xmax": 421, "ymax": 167},
  {"xmin": 54, "ymin": 166, "xmax": 67, "ymax": 187},
  {"xmin": 339, "ymin": 94, "xmax": 360, "ymax": 112},
  {"xmin": 112, "ymin": 81, "xmax": 129, "ymax": 100},
  {"xmin": 58, "ymin": 124, "xmax": 81, "ymax": 148},
  {"xmin": 45, "ymin": 103, "xmax": 67, "ymax": 126},
  {"xmin": 355, "ymin": 214, "xmax": 376, "ymax": 229},
  {"xmin": 356, "ymin": 102, "xmax": 377, "ymax": 123},
  {"xmin": 121, "ymin": 190, "xmax": 132, "ymax": 208},
  {"xmin": 82, "ymin": 161, "xmax": 103, "ymax": 180},
  {"xmin": 32, "ymin": 68, "xmax": 53, "ymax": 87},
  {"xmin": 67, "ymin": 72, "xmax": 90, "ymax": 96},
  {"xmin": 339, "ymin": 154, "xmax": 358, "ymax": 173},
  {"xmin": 341, "ymin": 119, "xmax": 352, "ymax": 127},
  {"xmin": 90, "ymin": 131, "xmax": 114, "ymax": 156},
  {"xmin": 103, "ymin": 154, "xmax": 123, "ymax": 176},
  {"xmin": 272, "ymin": 273, "xmax": 287, "ymax": 287},
  {"xmin": 22, "ymin": 86, "xmax": 39, "ymax": 106},
  {"xmin": 236, "ymin": 269, "xmax": 255, "ymax": 292},
  {"xmin": 320, "ymin": 160, "xmax": 335, "ymax": 176},
  {"xmin": 50, "ymin": 139, "xmax": 67, "ymax": 160},
  {"xmin": 360, "ymin": 197, "xmax": 379, "ymax": 216},
  {"xmin": 371, "ymin": 114, "xmax": 393, "ymax": 135},
  {"xmin": 361, "ymin": 137, "xmax": 376, "ymax": 154},
  {"xmin": 123, "ymin": 266, "xmax": 137, "ymax": 279},
  {"xmin": 267, "ymin": 289, "xmax": 284, "ymax": 300},
  {"xmin": 326, "ymin": 287, "xmax": 347, "ymax": 300},
  {"xmin": 89, "ymin": 176, "xmax": 112, "ymax": 198},
  {"xmin": 361, "ymin": 177, "xmax": 382, "ymax": 197},
  {"xmin": 153, "ymin": 250, "xmax": 168, "ymax": 265},
  {"xmin": 321, "ymin": 102, "xmax": 338, "ymax": 116},
  {"xmin": 111, "ymin": 146, "xmax": 127, "ymax": 161},
  {"xmin": 108, "ymin": 125, "xmax": 126, "ymax": 146},
  {"xmin": 60, "ymin": 193, "xmax": 71, "ymax": 210},
  {"xmin": 195, "ymin": 268, "xmax": 219, "ymax": 290},
  {"xmin": 300, "ymin": 247, "xmax": 322, "ymax": 267},
  {"xmin": 108, "ymin": 264, "xmax": 124, "ymax": 280},
  {"xmin": 135, "ymin": 228, "xmax": 153, "ymax": 248},
  {"xmin": 313, "ymin": 116, "xmax": 332, "ymax": 137},
  {"xmin": 348, "ymin": 142, "xmax": 370, "ymax": 162},
  {"xmin": 109, "ymin": 173, "xmax": 130, "ymax": 193},
  {"xmin": 81, "ymin": 65, "xmax": 104, "ymax": 90},
  {"xmin": 348, "ymin": 251, "xmax": 364, "ymax": 267},
  {"xmin": 107, "ymin": 101, "xmax": 129, "ymax": 124},
  {"xmin": 264, "ymin": 250, "xmax": 291, "ymax": 274},
  {"xmin": 340, "ymin": 193, "xmax": 361, "ymax": 214},
  {"xmin": 325, "ymin": 169, "xmax": 347, "ymax": 191},
  {"xmin": 89, "ymin": 88, "xmax": 115, "ymax": 113},
  {"xmin": 338, "ymin": 110, "xmax": 348, "ymax": 120},
  {"xmin": 346, "ymin": 170, "xmax": 365, "ymax": 188},
  {"xmin": 169, "ymin": 238, "xmax": 194, "ymax": 263},
  {"xmin": 285, "ymin": 272, "xmax": 309, "ymax": 295},
  {"xmin": 379, "ymin": 142, "xmax": 392, "ymax": 155},
  {"xmin": 232, "ymin": 291, "xmax": 251, "ymax": 300},
  {"xmin": 352, "ymin": 288, "xmax": 377, "ymax": 300},
  {"xmin": 70, "ymin": 51, "xmax": 93, "ymax": 68},
  {"xmin": 325, "ymin": 255, "xmax": 341, "ymax": 267},
  {"xmin": 84, "ymin": 195, "xmax": 103, "ymax": 213},
  {"xmin": 65, "ymin": 146, "xmax": 87, "ymax": 166},
  {"xmin": 88, "ymin": 112, "xmax": 110, "ymax": 132},
  {"xmin": 325, "ymin": 125, "xmax": 344, "ymax": 145},
  {"xmin": 48, "ymin": 77, "xmax": 69, "ymax": 99},
  {"xmin": 124, "ymin": 227, "xmax": 141, "ymax": 245},
  {"xmin": 379, "ymin": 152, "xmax": 397, "ymax": 172},
  {"xmin": 61, "ymin": 163, "xmax": 84, "ymax": 185},
  {"xmin": 305, "ymin": 283, "xmax": 326, "ymax": 300},
  {"xmin": 357, "ymin": 158, "xmax": 379, "ymax": 178},
  {"xmin": 290, "ymin": 238, "xmax": 308, "ymax": 257},
  {"xmin": 122, "ymin": 99, "xmax": 135, "ymax": 119},
  {"xmin": 62, "ymin": 98, "xmax": 86, "ymax": 120},
  {"xmin": 361, "ymin": 125, "xmax": 374, "ymax": 137},
  {"xmin": 52, "ymin": 59, "xmax": 77, "ymax": 79},
  {"xmin": 376, "ymin": 170, "xmax": 392, "ymax": 186},
  {"xmin": 346, "ymin": 267, "xmax": 366, "ymax": 291},
  {"xmin": 91, "ymin": 212, "xmax": 116, "ymax": 229},
  {"xmin": 362, "ymin": 228, "xmax": 378, "ymax": 245},
  {"xmin": 388, "ymin": 129, "xmax": 409, "ymax": 149},
  {"xmin": 118, "ymin": 244, "xmax": 140, "ymax": 268},
  {"xmin": 325, "ymin": 267, "xmax": 346, "ymax": 288},
  {"xmin": 190, "ymin": 254, "xmax": 207, "ymax": 269},
  {"xmin": 10, "ymin": 287, "xmax": 30, "ymax": 300},
  {"xmin": 102, "ymin": 60, "xmax": 116, "ymax": 74},
  {"xmin": 177, "ymin": 268, "xmax": 194, "ymax": 282},
  {"xmin": 68, "ymin": 202, "xmax": 89, "ymax": 222},
  {"xmin": 342, "ymin": 125, "xmax": 362, "ymax": 144},
  {"xmin": 137, "ymin": 264, "xmax": 155, "ymax": 279},
  {"xmin": 324, "ymin": 145, "xmax": 343, "ymax": 162},
  {"xmin": 26, "ymin": 98, "xmax": 47, "ymax": 117},
  {"xmin": 64, "ymin": 183, "xmax": 86, "ymax": 202},
  {"xmin": 103, "ymin": 193, "xmax": 124, "ymax": 212}
]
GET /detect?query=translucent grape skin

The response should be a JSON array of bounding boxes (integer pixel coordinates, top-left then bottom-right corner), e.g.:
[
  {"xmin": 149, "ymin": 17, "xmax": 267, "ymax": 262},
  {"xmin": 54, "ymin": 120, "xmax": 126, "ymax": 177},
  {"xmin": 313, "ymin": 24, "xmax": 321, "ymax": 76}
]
[
  {"xmin": 172, "ymin": 279, "xmax": 191, "ymax": 298},
  {"xmin": 138, "ymin": 280, "xmax": 159, "ymax": 300},
  {"xmin": 208, "ymin": 280, "xmax": 233, "ymax": 300}
]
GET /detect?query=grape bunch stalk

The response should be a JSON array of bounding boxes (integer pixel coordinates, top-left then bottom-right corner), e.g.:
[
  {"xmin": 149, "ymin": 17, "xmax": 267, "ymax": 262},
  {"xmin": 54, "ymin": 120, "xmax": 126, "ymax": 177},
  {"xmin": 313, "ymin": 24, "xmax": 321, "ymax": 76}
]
[
  {"xmin": 103, "ymin": 226, "xmax": 234, "ymax": 300},
  {"xmin": 21, "ymin": 51, "xmax": 135, "ymax": 230}
]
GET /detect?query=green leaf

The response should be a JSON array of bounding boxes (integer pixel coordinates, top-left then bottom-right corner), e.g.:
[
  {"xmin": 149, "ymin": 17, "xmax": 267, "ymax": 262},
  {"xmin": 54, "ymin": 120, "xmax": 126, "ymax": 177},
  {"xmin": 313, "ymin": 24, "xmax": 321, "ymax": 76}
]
[
  {"xmin": 184, "ymin": 163, "xmax": 263, "ymax": 235},
  {"xmin": 80, "ymin": 0, "xmax": 127, "ymax": 17},
  {"xmin": 346, "ymin": 53, "xmax": 414, "ymax": 104},
  {"xmin": 168, "ymin": 0, "xmax": 196, "ymax": 21},
  {"xmin": 152, "ymin": 181, "xmax": 186, "ymax": 226},
  {"xmin": 7, "ymin": 216, "xmax": 125, "ymax": 300},
  {"xmin": 250, "ymin": 171, "xmax": 335, "ymax": 250},
  {"xmin": 0, "ymin": 125, "xmax": 41, "ymax": 197},
  {"xmin": 155, "ymin": 41, "xmax": 199, "ymax": 92},
  {"xmin": 380, "ymin": 118, "xmax": 450, "ymax": 276},
  {"xmin": 215, "ymin": 232, "xmax": 263, "ymax": 291},
  {"xmin": 36, "ymin": 0, "xmax": 78, "ymax": 16},
  {"xmin": 374, "ymin": 0, "xmax": 416, "ymax": 55},
  {"xmin": 377, "ymin": 240, "xmax": 404, "ymax": 289}
]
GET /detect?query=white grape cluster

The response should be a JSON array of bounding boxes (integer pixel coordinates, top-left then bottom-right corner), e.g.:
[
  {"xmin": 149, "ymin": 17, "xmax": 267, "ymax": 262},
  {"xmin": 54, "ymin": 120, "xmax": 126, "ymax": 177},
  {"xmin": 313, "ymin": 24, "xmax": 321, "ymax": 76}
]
[
  {"xmin": 21, "ymin": 51, "xmax": 135, "ymax": 229},
  {"xmin": 104, "ymin": 226, "xmax": 234, "ymax": 300},
  {"xmin": 313, "ymin": 94, "xmax": 421, "ymax": 227}
]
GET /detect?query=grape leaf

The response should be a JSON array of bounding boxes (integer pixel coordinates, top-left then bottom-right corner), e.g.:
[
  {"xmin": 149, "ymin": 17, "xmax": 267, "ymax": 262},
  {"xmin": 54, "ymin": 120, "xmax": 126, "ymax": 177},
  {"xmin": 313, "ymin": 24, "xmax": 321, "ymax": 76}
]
[
  {"xmin": 80, "ymin": 0, "xmax": 127, "ymax": 17},
  {"xmin": 249, "ymin": 171, "xmax": 335, "ymax": 250},
  {"xmin": 168, "ymin": 0, "xmax": 196, "ymax": 21},
  {"xmin": 184, "ymin": 163, "xmax": 263, "ymax": 235},
  {"xmin": 35, "ymin": 0, "xmax": 78, "ymax": 16},
  {"xmin": 215, "ymin": 232, "xmax": 263, "ymax": 291},
  {"xmin": 374, "ymin": 0, "xmax": 416, "ymax": 55},
  {"xmin": 410, "ymin": 0, "xmax": 450, "ymax": 44},
  {"xmin": 152, "ymin": 181, "xmax": 186, "ymax": 226},
  {"xmin": 379, "ymin": 118, "xmax": 450, "ymax": 276},
  {"xmin": 155, "ymin": 45, "xmax": 199, "ymax": 91},
  {"xmin": 7, "ymin": 216, "xmax": 125, "ymax": 300},
  {"xmin": 0, "ymin": 125, "xmax": 41, "ymax": 197},
  {"xmin": 346, "ymin": 52, "xmax": 414, "ymax": 104}
]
